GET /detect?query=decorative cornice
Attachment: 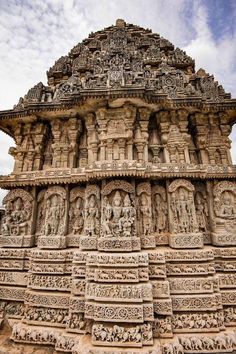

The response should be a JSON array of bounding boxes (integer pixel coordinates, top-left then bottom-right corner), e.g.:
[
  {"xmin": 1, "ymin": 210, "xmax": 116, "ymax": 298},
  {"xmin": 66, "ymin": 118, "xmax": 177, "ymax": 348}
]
[
  {"xmin": 0, "ymin": 163, "xmax": 235, "ymax": 188},
  {"xmin": 0, "ymin": 94, "xmax": 236, "ymax": 124}
]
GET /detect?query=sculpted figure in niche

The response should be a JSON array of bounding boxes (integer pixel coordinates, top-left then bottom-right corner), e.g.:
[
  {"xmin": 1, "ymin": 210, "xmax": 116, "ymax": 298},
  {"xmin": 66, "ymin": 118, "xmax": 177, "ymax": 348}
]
[
  {"xmin": 169, "ymin": 180, "xmax": 200, "ymax": 237},
  {"xmin": 101, "ymin": 187, "xmax": 136, "ymax": 238},
  {"xmin": 1, "ymin": 202, "xmax": 12, "ymax": 236},
  {"xmin": 2, "ymin": 198, "xmax": 29, "ymax": 236},
  {"xmin": 175, "ymin": 188, "xmax": 192, "ymax": 233},
  {"xmin": 72, "ymin": 198, "xmax": 84, "ymax": 234},
  {"xmin": 84, "ymin": 195, "xmax": 99, "ymax": 237},
  {"xmin": 139, "ymin": 193, "xmax": 152, "ymax": 236},
  {"xmin": 120, "ymin": 194, "xmax": 136, "ymax": 237},
  {"xmin": 1, "ymin": 189, "xmax": 33, "ymax": 237},
  {"xmin": 45, "ymin": 195, "xmax": 65, "ymax": 236},
  {"xmin": 112, "ymin": 191, "xmax": 123, "ymax": 235},
  {"xmin": 170, "ymin": 186, "xmax": 197, "ymax": 234},
  {"xmin": 69, "ymin": 197, "xmax": 84, "ymax": 235},
  {"xmin": 103, "ymin": 196, "xmax": 113, "ymax": 236},
  {"xmin": 213, "ymin": 183, "xmax": 236, "ymax": 239},
  {"xmin": 195, "ymin": 192, "xmax": 208, "ymax": 231},
  {"xmin": 11, "ymin": 198, "xmax": 29, "ymax": 235},
  {"xmin": 219, "ymin": 192, "xmax": 235, "ymax": 219},
  {"xmin": 153, "ymin": 193, "xmax": 168, "ymax": 233}
]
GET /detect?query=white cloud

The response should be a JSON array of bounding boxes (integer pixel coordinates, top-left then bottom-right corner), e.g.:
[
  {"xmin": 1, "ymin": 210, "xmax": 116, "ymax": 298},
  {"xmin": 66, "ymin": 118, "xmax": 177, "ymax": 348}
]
[
  {"xmin": 0, "ymin": 0, "xmax": 235, "ymax": 204},
  {"xmin": 183, "ymin": 1, "xmax": 236, "ymax": 97}
]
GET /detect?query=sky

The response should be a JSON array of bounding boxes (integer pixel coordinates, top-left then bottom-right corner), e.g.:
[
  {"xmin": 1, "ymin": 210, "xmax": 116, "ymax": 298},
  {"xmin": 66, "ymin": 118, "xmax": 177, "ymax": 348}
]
[{"xmin": 0, "ymin": 0, "xmax": 235, "ymax": 203}]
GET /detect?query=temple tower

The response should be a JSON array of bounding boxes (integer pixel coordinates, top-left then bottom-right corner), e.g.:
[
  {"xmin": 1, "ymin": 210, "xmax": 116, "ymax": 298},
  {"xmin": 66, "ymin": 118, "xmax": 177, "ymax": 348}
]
[{"xmin": 0, "ymin": 20, "xmax": 236, "ymax": 354}]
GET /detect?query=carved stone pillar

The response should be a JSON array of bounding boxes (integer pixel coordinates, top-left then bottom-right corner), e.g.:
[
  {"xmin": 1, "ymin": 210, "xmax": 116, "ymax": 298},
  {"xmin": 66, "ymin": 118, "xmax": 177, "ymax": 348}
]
[
  {"xmin": 192, "ymin": 113, "xmax": 209, "ymax": 164},
  {"xmin": 51, "ymin": 119, "xmax": 62, "ymax": 168},
  {"xmin": 158, "ymin": 111, "xmax": 170, "ymax": 163},
  {"xmin": 33, "ymin": 122, "xmax": 47, "ymax": 170},
  {"xmin": 86, "ymin": 113, "xmax": 97, "ymax": 164},
  {"xmin": 68, "ymin": 117, "xmax": 82, "ymax": 168},
  {"xmin": 139, "ymin": 107, "xmax": 151, "ymax": 162}
]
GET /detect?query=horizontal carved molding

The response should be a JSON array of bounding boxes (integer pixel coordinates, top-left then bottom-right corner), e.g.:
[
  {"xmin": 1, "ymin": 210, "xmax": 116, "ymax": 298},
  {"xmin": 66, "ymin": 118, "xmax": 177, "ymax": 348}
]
[{"xmin": 1, "ymin": 163, "xmax": 235, "ymax": 188}]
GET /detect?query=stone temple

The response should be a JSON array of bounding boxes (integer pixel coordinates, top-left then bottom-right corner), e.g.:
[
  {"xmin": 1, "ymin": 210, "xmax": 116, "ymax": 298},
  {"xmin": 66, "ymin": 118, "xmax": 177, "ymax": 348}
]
[{"xmin": 0, "ymin": 19, "xmax": 236, "ymax": 354}]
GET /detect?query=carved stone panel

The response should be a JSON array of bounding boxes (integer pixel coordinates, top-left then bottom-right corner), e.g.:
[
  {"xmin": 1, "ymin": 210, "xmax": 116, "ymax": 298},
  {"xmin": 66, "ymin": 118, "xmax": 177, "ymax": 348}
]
[
  {"xmin": 0, "ymin": 189, "xmax": 34, "ymax": 247},
  {"xmin": 212, "ymin": 181, "xmax": 236, "ymax": 246},
  {"xmin": 168, "ymin": 179, "xmax": 203, "ymax": 248}
]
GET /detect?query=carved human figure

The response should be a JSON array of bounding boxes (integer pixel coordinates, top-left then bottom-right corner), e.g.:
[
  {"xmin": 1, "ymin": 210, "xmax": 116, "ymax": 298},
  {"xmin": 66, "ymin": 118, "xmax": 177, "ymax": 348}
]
[
  {"xmin": 71, "ymin": 197, "xmax": 84, "ymax": 234},
  {"xmin": 139, "ymin": 193, "xmax": 152, "ymax": 235},
  {"xmin": 112, "ymin": 191, "xmax": 123, "ymax": 235},
  {"xmin": 112, "ymin": 191, "xmax": 122, "ymax": 224},
  {"xmin": 2, "ymin": 198, "xmax": 29, "ymax": 236},
  {"xmin": 219, "ymin": 192, "xmax": 235, "ymax": 219},
  {"xmin": 11, "ymin": 198, "xmax": 29, "ymax": 235},
  {"xmin": 120, "ymin": 194, "xmax": 136, "ymax": 237},
  {"xmin": 45, "ymin": 195, "xmax": 65, "ymax": 236},
  {"xmin": 170, "ymin": 186, "xmax": 197, "ymax": 234},
  {"xmin": 195, "ymin": 193, "xmax": 208, "ymax": 231},
  {"xmin": 103, "ymin": 196, "xmax": 113, "ymax": 236},
  {"xmin": 153, "ymin": 193, "xmax": 167, "ymax": 233},
  {"xmin": 84, "ymin": 195, "xmax": 99, "ymax": 236},
  {"xmin": 174, "ymin": 189, "xmax": 189, "ymax": 233},
  {"xmin": 1, "ymin": 201, "xmax": 12, "ymax": 236}
]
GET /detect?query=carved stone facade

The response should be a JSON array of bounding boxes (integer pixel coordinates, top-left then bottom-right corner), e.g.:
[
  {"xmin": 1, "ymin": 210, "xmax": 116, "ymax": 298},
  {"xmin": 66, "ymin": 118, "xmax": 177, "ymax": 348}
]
[{"xmin": 0, "ymin": 19, "xmax": 236, "ymax": 353}]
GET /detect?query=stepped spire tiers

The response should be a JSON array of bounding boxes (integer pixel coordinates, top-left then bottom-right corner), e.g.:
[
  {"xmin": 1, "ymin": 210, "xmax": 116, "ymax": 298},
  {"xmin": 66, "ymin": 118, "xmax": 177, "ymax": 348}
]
[{"xmin": 0, "ymin": 20, "xmax": 236, "ymax": 354}]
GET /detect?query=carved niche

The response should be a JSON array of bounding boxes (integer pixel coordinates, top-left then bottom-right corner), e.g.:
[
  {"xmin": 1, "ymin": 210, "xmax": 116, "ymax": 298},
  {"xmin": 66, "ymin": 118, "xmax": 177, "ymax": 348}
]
[
  {"xmin": 136, "ymin": 182, "xmax": 154, "ymax": 249},
  {"xmin": 101, "ymin": 180, "xmax": 136, "ymax": 237},
  {"xmin": 152, "ymin": 185, "xmax": 169, "ymax": 246},
  {"xmin": 50, "ymin": 118, "xmax": 82, "ymax": 169},
  {"xmin": 35, "ymin": 189, "xmax": 46, "ymax": 240},
  {"xmin": 99, "ymin": 180, "xmax": 139, "ymax": 252},
  {"xmin": 194, "ymin": 182, "xmax": 210, "ymax": 244},
  {"xmin": 9, "ymin": 122, "xmax": 47, "ymax": 174},
  {"xmin": 0, "ymin": 189, "xmax": 34, "ymax": 247},
  {"xmin": 168, "ymin": 179, "xmax": 203, "ymax": 249},
  {"xmin": 212, "ymin": 181, "xmax": 236, "ymax": 246},
  {"xmin": 69, "ymin": 187, "xmax": 85, "ymax": 235},
  {"xmin": 95, "ymin": 105, "xmax": 137, "ymax": 162},
  {"xmin": 156, "ymin": 110, "xmax": 193, "ymax": 164},
  {"xmin": 67, "ymin": 186, "xmax": 85, "ymax": 248},
  {"xmin": 80, "ymin": 185, "xmax": 100, "ymax": 251},
  {"xmin": 37, "ymin": 186, "xmax": 67, "ymax": 249}
]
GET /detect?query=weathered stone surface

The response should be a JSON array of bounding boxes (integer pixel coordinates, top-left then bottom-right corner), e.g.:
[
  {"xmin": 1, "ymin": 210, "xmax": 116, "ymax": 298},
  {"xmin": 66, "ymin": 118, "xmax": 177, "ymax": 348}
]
[{"xmin": 0, "ymin": 19, "xmax": 236, "ymax": 354}]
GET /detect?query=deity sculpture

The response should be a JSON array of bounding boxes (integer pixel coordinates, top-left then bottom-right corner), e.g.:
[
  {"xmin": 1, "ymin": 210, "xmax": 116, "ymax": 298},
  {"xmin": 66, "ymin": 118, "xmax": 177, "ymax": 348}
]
[
  {"xmin": 102, "ymin": 196, "xmax": 113, "ymax": 236},
  {"xmin": 139, "ymin": 194, "xmax": 152, "ymax": 236},
  {"xmin": 195, "ymin": 193, "xmax": 208, "ymax": 231},
  {"xmin": 45, "ymin": 195, "xmax": 65, "ymax": 236},
  {"xmin": 84, "ymin": 195, "xmax": 99, "ymax": 237},
  {"xmin": 70, "ymin": 197, "xmax": 84, "ymax": 235},
  {"xmin": 169, "ymin": 181, "xmax": 199, "ymax": 236},
  {"xmin": 1, "ymin": 201, "xmax": 13, "ymax": 236},
  {"xmin": 2, "ymin": 198, "xmax": 30, "ymax": 236},
  {"xmin": 120, "ymin": 194, "xmax": 136, "ymax": 237},
  {"xmin": 178, "ymin": 190, "xmax": 190, "ymax": 233},
  {"xmin": 101, "ymin": 189, "xmax": 136, "ymax": 238},
  {"xmin": 219, "ymin": 192, "xmax": 235, "ymax": 219},
  {"xmin": 112, "ymin": 191, "xmax": 123, "ymax": 236},
  {"xmin": 153, "ymin": 193, "xmax": 167, "ymax": 233}
]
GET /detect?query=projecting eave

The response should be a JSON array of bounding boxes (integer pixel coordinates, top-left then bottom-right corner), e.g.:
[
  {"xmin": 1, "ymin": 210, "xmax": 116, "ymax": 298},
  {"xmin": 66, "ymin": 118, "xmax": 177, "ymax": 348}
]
[{"xmin": 1, "ymin": 94, "xmax": 236, "ymax": 123}]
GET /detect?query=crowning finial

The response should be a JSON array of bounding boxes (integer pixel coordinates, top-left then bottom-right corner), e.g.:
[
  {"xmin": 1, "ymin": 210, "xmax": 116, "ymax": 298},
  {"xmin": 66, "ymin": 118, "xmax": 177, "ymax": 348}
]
[{"xmin": 115, "ymin": 19, "xmax": 126, "ymax": 27}]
